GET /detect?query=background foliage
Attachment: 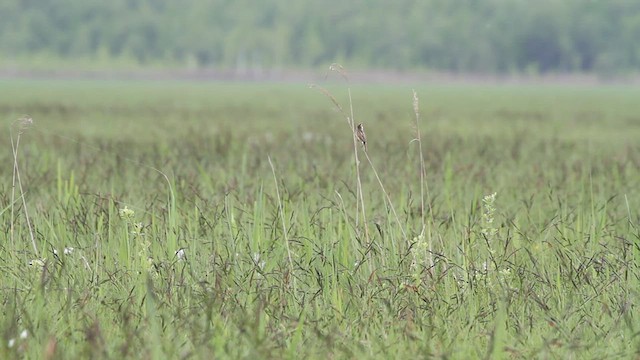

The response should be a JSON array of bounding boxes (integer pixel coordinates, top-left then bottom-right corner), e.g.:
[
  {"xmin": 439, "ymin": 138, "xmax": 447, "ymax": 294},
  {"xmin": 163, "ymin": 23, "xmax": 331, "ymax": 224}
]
[{"xmin": 2, "ymin": 0, "xmax": 640, "ymax": 74}]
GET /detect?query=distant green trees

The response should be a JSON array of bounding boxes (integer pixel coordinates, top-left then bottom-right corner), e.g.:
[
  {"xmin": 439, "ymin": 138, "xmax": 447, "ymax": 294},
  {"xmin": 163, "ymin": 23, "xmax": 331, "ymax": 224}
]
[{"xmin": 1, "ymin": 0, "xmax": 638, "ymax": 73}]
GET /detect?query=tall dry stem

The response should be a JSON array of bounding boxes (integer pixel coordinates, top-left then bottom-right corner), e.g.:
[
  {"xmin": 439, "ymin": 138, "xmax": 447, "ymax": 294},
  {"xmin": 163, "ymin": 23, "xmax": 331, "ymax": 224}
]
[
  {"xmin": 310, "ymin": 63, "xmax": 370, "ymax": 244},
  {"xmin": 10, "ymin": 116, "xmax": 38, "ymax": 256},
  {"xmin": 268, "ymin": 156, "xmax": 297, "ymax": 293},
  {"xmin": 361, "ymin": 150, "xmax": 407, "ymax": 246},
  {"xmin": 411, "ymin": 90, "xmax": 438, "ymax": 271}
]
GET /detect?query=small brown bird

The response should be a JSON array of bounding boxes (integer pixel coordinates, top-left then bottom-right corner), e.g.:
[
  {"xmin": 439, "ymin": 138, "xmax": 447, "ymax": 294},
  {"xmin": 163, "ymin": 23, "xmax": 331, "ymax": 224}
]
[{"xmin": 356, "ymin": 123, "xmax": 367, "ymax": 151}]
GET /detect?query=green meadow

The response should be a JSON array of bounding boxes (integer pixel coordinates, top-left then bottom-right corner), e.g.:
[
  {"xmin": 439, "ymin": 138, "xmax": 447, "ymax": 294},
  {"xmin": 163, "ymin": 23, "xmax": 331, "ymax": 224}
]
[{"xmin": 1, "ymin": 79, "xmax": 640, "ymax": 358}]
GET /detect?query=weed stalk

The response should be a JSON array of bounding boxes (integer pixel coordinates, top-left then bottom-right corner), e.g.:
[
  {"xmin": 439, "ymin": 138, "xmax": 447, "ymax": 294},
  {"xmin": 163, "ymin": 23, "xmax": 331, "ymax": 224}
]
[{"xmin": 10, "ymin": 116, "xmax": 38, "ymax": 257}]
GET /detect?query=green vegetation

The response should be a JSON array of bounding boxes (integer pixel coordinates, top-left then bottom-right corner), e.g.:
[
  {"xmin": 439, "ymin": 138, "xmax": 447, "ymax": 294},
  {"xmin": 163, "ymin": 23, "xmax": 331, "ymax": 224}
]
[
  {"xmin": 1, "ymin": 79, "xmax": 640, "ymax": 358},
  {"xmin": 2, "ymin": 0, "xmax": 640, "ymax": 74}
]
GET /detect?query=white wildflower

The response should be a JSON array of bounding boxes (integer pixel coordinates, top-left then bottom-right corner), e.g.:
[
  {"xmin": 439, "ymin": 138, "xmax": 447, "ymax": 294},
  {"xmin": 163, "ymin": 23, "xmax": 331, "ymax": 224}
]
[
  {"xmin": 481, "ymin": 192, "xmax": 497, "ymax": 243},
  {"xmin": 175, "ymin": 248, "xmax": 186, "ymax": 261},
  {"xmin": 131, "ymin": 222, "xmax": 145, "ymax": 236},
  {"xmin": 118, "ymin": 206, "xmax": 135, "ymax": 221},
  {"xmin": 252, "ymin": 253, "xmax": 265, "ymax": 270},
  {"xmin": 29, "ymin": 259, "xmax": 45, "ymax": 268}
]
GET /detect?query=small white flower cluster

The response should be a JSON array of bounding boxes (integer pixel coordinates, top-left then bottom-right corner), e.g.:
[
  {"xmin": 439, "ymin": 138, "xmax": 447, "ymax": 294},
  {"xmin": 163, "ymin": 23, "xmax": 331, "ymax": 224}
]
[
  {"xmin": 53, "ymin": 247, "xmax": 75, "ymax": 256},
  {"xmin": 30, "ymin": 247, "xmax": 76, "ymax": 270},
  {"xmin": 470, "ymin": 262, "xmax": 517, "ymax": 292},
  {"xmin": 131, "ymin": 222, "xmax": 144, "ymax": 236},
  {"xmin": 175, "ymin": 248, "xmax": 186, "ymax": 261},
  {"xmin": 253, "ymin": 253, "xmax": 266, "ymax": 271},
  {"xmin": 118, "ymin": 206, "xmax": 135, "ymax": 221},
  {"xmin": 119, "ymin": 206, "xmax": 145, "ymax": 236},
  {"xmin": 481, "ymin": 192, "xmax": 498, "ymax": 244},
  {"xmin": 410, "ymin": 233, "xmax": 429, "ymax": 280},
  {"xmin": 28, "ymin": 259, "xmax": 45, "ymax": 268},
  {"xmin": 8, "ymin": 329, "xmax": 28, "ymax": 348}
]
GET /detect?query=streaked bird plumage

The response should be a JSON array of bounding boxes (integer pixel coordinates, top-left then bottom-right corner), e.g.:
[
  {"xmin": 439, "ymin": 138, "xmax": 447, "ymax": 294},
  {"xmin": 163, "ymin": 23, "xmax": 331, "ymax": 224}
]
[{"xmin": 356, "ymin": 123, "xmax": 367, "ymax": 151}]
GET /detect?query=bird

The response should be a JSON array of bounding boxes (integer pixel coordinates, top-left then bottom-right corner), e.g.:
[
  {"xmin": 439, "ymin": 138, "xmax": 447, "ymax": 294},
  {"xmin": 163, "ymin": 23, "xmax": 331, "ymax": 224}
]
[{"xmin": 356, "ymin": 123, "xmax": 367, "ymax": 152}]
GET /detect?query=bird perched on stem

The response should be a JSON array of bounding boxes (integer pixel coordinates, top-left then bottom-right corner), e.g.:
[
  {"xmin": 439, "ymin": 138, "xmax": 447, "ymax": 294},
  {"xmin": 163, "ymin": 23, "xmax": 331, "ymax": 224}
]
[{"xmin": 356, "ymin": 123, "xmax": 367, "ymax": 152}]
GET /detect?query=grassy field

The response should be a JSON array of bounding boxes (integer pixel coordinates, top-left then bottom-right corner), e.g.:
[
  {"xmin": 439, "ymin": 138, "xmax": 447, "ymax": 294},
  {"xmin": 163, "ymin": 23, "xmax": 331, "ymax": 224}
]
[{"xmin": 1, "ymin": 78, "xmax": 640, "ymax": 358}]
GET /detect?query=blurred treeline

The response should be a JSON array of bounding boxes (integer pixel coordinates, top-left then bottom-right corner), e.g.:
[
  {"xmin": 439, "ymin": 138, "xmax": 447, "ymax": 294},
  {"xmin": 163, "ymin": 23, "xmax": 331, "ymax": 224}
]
[{"xmin": 1, "ymin": 0, "xmax": 639, "ymax": 74}]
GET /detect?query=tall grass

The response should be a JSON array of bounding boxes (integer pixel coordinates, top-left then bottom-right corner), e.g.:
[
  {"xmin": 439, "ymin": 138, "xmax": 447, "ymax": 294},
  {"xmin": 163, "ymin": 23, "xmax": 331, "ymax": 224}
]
[{"xmin": 1, "ymin": 79, "xmax": 640, "ymax": 358}]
